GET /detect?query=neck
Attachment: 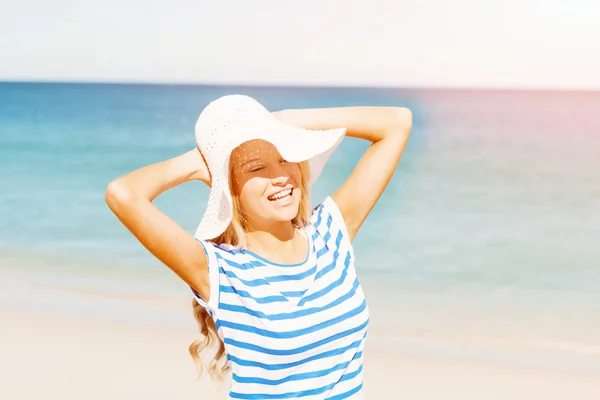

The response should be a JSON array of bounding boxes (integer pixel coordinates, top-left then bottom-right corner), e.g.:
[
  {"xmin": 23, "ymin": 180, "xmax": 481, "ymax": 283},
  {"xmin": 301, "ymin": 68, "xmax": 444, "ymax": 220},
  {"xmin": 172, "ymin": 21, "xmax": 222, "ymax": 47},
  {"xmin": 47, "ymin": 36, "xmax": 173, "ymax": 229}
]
[{"xmin": 244, "ymin": 220, "xmax": 299, "ymax": 256}]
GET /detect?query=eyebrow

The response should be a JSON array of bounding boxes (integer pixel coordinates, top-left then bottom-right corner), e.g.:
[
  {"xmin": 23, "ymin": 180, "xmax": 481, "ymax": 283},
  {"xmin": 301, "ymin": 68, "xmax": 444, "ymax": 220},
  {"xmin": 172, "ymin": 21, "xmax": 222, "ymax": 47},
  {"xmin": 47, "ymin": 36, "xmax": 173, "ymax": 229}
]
[{"xmin": 241, "ymin": 157, "xmax": 261, "ymax": 167}]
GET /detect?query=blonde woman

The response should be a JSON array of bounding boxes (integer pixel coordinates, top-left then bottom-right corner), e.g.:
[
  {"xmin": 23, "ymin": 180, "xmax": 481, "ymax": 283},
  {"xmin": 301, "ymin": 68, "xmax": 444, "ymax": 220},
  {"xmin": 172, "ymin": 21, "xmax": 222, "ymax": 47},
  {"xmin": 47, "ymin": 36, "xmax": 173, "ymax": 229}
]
[{"xmin": 105, "ymin": 95, "xmax": 412, "ymax": 399}]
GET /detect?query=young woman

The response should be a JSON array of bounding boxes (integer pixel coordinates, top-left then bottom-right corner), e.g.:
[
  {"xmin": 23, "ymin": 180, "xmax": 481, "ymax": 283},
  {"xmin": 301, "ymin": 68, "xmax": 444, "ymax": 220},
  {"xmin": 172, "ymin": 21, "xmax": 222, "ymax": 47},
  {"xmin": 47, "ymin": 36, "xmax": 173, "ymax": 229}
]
[{"xmin": 105, "ymin": 94, "xmax": 412, "ymax": 399}]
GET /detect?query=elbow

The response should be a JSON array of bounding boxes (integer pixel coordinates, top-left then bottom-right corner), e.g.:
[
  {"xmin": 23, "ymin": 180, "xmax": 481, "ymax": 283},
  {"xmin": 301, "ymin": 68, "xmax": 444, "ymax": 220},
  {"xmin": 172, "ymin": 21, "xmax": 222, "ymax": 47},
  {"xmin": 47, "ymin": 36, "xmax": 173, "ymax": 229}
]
[
  {"xmin": 383, "ymin": 107, "xmax": 412, "ymax": 143},
  {"xmin": 393, "ymin": 107, "xmax": 413, "ymax": 134},
  {"xmin": 104, "ymin": 179, "xmax": 133, "ymax": 212}
]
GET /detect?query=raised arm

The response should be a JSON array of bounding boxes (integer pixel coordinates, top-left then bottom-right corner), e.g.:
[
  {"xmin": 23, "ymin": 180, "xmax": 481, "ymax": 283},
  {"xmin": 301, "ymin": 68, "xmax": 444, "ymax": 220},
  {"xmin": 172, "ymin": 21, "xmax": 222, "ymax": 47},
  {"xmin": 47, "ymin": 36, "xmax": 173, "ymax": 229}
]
[
  {"xmin": 104, "ymin": 148, "xmax": 213, "ymax": 301},
  {"xmin": 273, "ymin": 106, "xmax": 412, "ymax": 241}
]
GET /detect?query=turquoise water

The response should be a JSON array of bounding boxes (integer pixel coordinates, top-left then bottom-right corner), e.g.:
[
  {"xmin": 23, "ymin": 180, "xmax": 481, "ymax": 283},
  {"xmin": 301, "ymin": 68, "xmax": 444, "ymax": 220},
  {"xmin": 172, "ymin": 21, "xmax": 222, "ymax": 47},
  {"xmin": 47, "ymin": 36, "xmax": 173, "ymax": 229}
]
[{"xmin": 1, "ymin": 82, "xmax": 599, "ymax": 354}]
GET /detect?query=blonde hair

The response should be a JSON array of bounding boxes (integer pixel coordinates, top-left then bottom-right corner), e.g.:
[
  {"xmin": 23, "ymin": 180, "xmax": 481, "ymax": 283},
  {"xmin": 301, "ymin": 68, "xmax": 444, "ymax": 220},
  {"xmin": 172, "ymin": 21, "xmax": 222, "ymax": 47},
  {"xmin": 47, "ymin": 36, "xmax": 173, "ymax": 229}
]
[{"xmin": 189, "ymin": 159, "xmax": 312, "ymax": 382}]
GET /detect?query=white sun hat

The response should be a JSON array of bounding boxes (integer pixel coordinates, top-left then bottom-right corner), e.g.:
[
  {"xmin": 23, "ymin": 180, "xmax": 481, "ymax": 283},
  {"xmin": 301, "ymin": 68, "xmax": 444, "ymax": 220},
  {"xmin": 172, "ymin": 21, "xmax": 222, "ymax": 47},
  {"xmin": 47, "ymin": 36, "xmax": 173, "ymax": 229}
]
[{"xmin": 193, "ymin": 94, "xmax": 346, "ymax": 240}]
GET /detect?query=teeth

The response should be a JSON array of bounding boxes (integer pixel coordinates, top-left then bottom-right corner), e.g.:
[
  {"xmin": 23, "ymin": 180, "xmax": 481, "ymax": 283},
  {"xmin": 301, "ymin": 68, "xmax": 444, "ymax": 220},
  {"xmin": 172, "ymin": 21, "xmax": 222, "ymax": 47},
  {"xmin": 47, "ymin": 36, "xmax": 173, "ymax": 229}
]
[{"xmin": 269, "ymin": 189, "xmax": 292, "ymax": 201}]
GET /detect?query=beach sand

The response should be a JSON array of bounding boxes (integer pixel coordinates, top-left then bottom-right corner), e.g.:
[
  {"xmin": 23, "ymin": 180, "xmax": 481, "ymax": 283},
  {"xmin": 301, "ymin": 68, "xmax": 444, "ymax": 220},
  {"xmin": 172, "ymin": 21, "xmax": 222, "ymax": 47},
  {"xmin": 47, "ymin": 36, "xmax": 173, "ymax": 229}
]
[{"xmin": 2, "ymin": 307, "xmax": 600, "ymax": 400}]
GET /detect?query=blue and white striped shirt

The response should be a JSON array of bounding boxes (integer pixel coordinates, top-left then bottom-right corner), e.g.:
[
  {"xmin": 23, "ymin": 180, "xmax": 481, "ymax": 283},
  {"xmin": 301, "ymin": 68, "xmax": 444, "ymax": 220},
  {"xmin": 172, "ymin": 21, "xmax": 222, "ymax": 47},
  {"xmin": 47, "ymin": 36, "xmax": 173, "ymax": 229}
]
[{"xmin": 192, "ymin": 197, "xmax": 369, "ymax": 399}]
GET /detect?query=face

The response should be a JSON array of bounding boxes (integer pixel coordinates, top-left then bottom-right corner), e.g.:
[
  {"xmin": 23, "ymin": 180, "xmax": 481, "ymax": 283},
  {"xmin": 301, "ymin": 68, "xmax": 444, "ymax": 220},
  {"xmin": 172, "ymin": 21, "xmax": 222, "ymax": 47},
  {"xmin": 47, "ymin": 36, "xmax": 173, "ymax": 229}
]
[{"xmin": 230, "ymin": 139, "xmax": 302, "ymax": 227}]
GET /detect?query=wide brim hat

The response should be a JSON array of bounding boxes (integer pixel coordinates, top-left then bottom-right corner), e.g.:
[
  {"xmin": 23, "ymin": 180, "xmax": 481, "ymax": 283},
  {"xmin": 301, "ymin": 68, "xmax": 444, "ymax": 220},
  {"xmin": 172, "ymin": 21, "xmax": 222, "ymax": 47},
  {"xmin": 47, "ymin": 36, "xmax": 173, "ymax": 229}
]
[{"xmin": 194, "ymin": 94, "xmax": 346, "ymax": 240}]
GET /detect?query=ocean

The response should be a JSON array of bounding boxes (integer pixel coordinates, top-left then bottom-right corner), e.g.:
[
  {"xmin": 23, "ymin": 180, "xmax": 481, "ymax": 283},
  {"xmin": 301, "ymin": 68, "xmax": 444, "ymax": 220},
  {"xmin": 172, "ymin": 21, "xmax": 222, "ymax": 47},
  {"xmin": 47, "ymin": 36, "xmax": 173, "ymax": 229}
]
[{"xmin": 1, "ymin": 82, "xmax": 599, "ymax": 366}]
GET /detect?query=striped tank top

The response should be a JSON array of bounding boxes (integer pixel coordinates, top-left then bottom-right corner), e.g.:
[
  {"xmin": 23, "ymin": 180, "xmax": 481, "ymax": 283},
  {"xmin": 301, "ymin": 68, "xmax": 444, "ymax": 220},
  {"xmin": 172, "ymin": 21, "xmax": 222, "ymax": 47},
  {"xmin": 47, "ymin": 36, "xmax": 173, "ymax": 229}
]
[{"xmin": 192, "ymin": 196, "xmax": 369, "ymax": 399}]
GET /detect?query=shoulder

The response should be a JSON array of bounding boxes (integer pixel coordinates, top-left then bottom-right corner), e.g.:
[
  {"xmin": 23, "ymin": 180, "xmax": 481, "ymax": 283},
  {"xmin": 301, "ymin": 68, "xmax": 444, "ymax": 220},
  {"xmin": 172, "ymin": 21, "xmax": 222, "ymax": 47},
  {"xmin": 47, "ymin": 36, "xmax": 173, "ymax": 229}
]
[
  {"xmin": 195, "ymin": 238, "xmax": 254, "ymax": 271},
  {"xmin": 311, "ymin": 197, "xmax": 350, "ymax": 235},
  {"xmin": 191, "ymin": 239, "xmax": 246, "ymax": 311},
  {"xmin": 196, "ymin": 238, "xmax": 229, "ymax": 251},
  {"xmin": 310, "ymin": 196, "xmax": 353, "ymax": 253}
]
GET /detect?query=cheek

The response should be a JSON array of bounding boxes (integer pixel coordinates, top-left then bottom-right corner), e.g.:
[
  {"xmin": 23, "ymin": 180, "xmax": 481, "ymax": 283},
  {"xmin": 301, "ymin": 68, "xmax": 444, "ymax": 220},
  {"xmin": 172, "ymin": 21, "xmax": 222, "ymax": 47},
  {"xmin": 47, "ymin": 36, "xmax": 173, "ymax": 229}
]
[{"xmin": 239, "ymin": 177, "xmax": 269, "ymax": 207}]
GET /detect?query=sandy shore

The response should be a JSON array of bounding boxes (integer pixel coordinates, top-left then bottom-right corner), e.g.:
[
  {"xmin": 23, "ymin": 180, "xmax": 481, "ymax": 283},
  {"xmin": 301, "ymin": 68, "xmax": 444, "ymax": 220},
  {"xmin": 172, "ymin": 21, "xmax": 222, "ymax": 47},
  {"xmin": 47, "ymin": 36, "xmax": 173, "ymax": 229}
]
[{"xmin": 2, "ymin": 307, "xmax": 599, "ymax": 400}]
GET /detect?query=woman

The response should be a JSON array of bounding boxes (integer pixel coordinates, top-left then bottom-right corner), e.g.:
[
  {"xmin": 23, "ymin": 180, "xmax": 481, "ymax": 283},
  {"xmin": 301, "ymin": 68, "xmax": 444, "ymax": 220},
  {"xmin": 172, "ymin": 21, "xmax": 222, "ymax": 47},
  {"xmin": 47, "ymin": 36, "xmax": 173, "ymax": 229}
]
[{"xmin": 105, "ymin": 94, "xmax": 412, "ymax": 399}]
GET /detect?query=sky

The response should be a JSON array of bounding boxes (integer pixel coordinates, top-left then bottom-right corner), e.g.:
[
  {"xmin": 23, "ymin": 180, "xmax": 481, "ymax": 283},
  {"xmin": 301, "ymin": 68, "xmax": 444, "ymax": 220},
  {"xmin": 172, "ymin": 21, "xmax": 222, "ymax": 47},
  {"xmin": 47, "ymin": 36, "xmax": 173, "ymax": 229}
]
[{"xmin": 1, "ymin": 0, "xmax": 599, "ymax": 90}]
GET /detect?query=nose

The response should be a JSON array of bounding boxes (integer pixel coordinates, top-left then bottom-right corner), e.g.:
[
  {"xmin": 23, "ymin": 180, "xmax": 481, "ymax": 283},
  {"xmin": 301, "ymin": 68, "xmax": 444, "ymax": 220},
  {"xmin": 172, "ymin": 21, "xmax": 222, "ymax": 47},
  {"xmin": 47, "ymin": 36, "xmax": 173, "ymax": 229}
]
[{"xmin": 271, "ymin": 173, "xmax": 290, "ymax": 187}]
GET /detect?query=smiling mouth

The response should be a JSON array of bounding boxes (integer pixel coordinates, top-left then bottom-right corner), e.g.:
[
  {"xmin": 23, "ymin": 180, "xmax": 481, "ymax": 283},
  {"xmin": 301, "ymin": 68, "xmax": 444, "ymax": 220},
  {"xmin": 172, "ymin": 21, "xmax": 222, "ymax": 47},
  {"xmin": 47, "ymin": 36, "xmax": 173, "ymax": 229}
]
[{"xmin": 267, "ymin": 188, "xmax": 293, "ymax": 202}]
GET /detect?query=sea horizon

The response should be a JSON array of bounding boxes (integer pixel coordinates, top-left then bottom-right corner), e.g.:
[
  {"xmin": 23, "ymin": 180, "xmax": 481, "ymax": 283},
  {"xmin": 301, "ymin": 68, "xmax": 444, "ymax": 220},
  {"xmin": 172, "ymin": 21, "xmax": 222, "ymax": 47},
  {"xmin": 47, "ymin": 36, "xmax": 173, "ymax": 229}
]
[{"xmin": 2, "ymin": 79, "xmax": 599, "ymax": 93}]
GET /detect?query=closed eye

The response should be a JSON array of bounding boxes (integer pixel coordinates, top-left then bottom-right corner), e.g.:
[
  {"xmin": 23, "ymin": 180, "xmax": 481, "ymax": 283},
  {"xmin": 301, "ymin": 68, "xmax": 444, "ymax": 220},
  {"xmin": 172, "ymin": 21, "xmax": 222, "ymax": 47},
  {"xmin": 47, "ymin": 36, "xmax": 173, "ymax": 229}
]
[{"xmin": 249, "ymin": 166, "xmax": 265, "ymax": 172}]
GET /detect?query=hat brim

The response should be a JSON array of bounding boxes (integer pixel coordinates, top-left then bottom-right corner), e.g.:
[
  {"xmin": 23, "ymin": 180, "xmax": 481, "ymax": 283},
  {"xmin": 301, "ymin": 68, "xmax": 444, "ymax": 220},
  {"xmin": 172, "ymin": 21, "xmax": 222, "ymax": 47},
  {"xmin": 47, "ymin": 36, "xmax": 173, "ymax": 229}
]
[
  {"xmin": 194, "ymin": 124, "xmax": 346, "ymax": 240},
  {"xmin": 194, "ymin": 100, "xmax": 346, "ymax": 241}
]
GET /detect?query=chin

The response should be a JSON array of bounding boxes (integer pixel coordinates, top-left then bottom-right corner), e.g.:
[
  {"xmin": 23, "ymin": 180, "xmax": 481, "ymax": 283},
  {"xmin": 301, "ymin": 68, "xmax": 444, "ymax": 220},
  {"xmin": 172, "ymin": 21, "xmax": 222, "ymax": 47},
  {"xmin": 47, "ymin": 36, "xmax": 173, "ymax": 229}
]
[
  {"xmin": 270, "ymin": 201, "xmax": 300, "ymax": 221},
  {"xmin": 264, "ymin": 197, "xmax": 301, "ymax": 222},
  {"xmin": 277, "ymin": 206, "xmax": 300, "ymax": 222}
]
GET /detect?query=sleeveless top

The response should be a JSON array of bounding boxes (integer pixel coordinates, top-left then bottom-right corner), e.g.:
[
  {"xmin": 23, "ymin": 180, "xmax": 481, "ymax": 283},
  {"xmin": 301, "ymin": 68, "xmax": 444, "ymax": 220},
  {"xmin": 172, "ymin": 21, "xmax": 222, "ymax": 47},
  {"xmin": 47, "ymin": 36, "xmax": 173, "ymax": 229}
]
[{"xmin": 191, "ymin": 196, "xmax": 369, "ymax": 399}]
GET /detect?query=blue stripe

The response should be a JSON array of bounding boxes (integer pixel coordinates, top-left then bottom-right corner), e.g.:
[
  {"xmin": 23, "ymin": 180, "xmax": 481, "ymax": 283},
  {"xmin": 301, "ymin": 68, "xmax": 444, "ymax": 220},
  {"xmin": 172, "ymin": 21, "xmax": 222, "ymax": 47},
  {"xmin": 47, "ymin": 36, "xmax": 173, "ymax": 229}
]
[
  {"xmin": 280, "ymin": 290, "xmax": 307, "ymax": 297},
  {"xmin": 219, "ymin": 264, "xmax": 271, "ymax": 287},
  {"xmin": 229, "ymin": 365, "xmax": 363, "ymax": 399},
  {"xmin": 220, "ymin": 285, "xmax": 288, "ymax": 303},
  {"xmin": 298, "ymin": 252, "xmax": 352, "ymax": 307},
  {"xmin": 219, "ymin": 278, "xmax": 360, "ymax": 321},
  {"xmin": 218, "ymin": 299, "xmax": 367, "ymax": 338},
  {"xmin": 326, "ymin": 212, "xmax": 333, "ymax": 230},
  {"xmin": 216, "ymin": 242, "xmax": 335, "ymax": 279},
  {"xmin": 326, "ymin": 383, "xmax": 363, "ymax": 400},
  {"xmin": 219, "ymin": 239, "xmax": 326, "ymax": 274},
  {"xmin": 218, "ymin": 256, "xmax": 266, "ymax": 270},
  {"xmin": 313, "ymin": 203, "xmax": 325, "ymax": 227},
  {"xmin": 224, "ymin": 319, "xmax": 369, "ymax": 355},
  {"xmin": 316, "ymin": 244, "xmax": 328, "ymax": 258},
  {"xmin": 219, "ymin": 250, "xmax": 314, "ymax": 270},
  {"xmin": 228, "ymin": 337, "xmax": 364, "ymax": 370},
  {"xmin": 233, "ymin": 351, "xmax": 363, "ymax": 385},
  {"xmin": 315, "ymin": 231, "xmax": 345, "ymax": 281},
  {"xmin": 197, "ymin": 241, "xmax": 264, "ymax": 269},
  {"xmin": 312, "ymin": 230, "xmax": 319, "ymax": 242}
]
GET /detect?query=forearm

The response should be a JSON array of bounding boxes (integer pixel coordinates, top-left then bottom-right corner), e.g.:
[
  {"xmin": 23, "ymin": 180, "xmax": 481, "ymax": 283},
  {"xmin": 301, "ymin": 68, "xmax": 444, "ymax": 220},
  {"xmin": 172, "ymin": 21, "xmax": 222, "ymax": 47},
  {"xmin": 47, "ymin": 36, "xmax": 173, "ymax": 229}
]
[
  {"xmin": 272, "ymin": 106, "xmax": 412, "ymax": 143},
  {"xmin": 106, "ymin": 148, "xmax": 210, "ymax": 203}
]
